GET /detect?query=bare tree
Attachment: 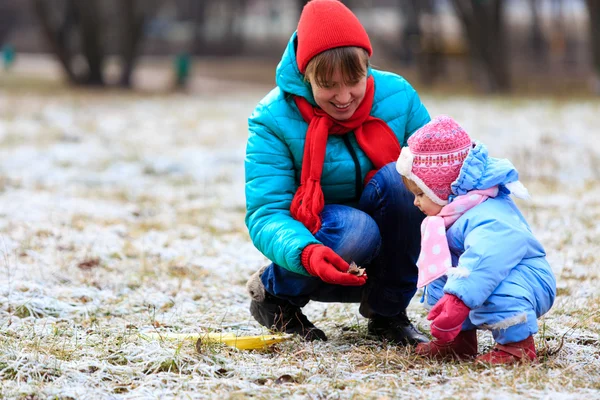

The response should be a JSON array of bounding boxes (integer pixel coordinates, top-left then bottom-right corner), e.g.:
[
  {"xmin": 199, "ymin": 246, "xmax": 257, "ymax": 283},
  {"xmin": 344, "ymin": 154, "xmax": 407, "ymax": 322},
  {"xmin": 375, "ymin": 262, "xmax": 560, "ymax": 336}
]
[
  {"xmin": 31, "ymin": 0, "xmax": 160, "ymax": 87},
  {"xmin": 73, "ymin": 0, "xmax": 104, "ymax": 85},
  {"xmin": 0, "ymin": 1, "xmax": 20, "ymax": 46},
  {"xmin": 398, "ymin": 0, "xmax": 421, "ymax": 66},
  {"xmin": 296, "ymin": 0, "xmax": 310, "ymax": 15},
  {"xmin": 120, "ymin": 0, "xmax": 148, "ymax": 87},
  {"xmin": 187, "ymin": 0, "xmax": 248, "ymax": 56},
  {"xmin": 451, "ymin": 0, "xmax": 510, "ymax": 92},
  {"xmin": 528, "ymin": 0, "xmax": 546, "ymax": 65},
  {"xmin": 32, "ymin": 0, "xmax": 79, "ymax": 83},
  {"xmin": 397, "ymin": 0, "xmax": 443, "ymax": 85},
  {"xmin": 585, "ymin": 0, "xmax": 600, "ymax": 93},
  {"xmin": 222, "ymin": 0, "xmax": 247, "ymax": 55},
  {"xmin": 189, "ymin": 0, "xmax": 208, "ymax": 55}
]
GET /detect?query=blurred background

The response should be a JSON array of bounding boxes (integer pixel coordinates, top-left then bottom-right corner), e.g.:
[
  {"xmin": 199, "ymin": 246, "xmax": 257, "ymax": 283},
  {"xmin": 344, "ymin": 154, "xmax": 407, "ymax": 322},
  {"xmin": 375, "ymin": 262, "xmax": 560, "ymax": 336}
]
[{"xmin": 1, "ymin": 0, "xmax": 599, "ymax": 96}]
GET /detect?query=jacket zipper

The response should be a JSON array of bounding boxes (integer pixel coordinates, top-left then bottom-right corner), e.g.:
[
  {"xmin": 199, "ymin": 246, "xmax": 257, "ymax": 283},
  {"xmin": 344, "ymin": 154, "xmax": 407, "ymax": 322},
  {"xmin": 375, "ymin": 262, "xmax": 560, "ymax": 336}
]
[{"xmin": 343, "ymin": 135, "xmax": 363, "ymax": 200}]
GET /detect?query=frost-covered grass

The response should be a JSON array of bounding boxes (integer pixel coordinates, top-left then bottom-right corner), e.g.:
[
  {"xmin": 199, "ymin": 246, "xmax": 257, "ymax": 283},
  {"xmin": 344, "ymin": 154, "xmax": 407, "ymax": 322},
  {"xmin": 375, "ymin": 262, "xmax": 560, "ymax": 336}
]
[{"xmin": 0, "ymin": 86, "xmax": 599, "ymax": 399}]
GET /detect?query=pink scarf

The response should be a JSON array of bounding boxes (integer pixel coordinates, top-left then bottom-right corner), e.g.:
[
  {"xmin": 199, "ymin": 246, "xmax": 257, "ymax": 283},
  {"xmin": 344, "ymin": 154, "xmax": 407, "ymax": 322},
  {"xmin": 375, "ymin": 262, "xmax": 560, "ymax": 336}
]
[{"xmin": 416, "ymin": 186, "xmax": 499, "ymax": 288}]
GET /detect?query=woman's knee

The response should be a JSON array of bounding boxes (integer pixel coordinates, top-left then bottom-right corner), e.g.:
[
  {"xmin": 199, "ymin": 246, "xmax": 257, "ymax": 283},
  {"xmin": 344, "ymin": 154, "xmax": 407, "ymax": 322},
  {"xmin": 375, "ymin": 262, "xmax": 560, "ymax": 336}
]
[
  {"xmin": 360, "ymin": 162, "xmax": 415, "ymax": 213},
  {"xmin": 318, "ymin": 205, "xmax": 381, "ymax": 264},
  {"xmin": 360, "ymin": 163, "xmax": 423, "ymax": 239}
]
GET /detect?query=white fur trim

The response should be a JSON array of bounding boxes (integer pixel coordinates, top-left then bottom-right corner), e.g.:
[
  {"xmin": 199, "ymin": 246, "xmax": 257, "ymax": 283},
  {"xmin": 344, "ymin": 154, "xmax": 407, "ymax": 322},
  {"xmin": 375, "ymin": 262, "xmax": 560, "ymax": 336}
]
[
  {"xmin": 505, "ymin": 181, "xmax": 531, "ymax": 200},
  {"xmin": 396, "ymin": 147, "xmax": 414, "ymax": 176},
  {"xmin": 447, "ymin": 266, "xmax": 471, "ymax": 278},
  {"xmin": 397, "ymin": 149, "xmax": 448, "ymax": 206},
  {"xmin": 480, "ymin": 313, "xmax": 528, "ymax": 331}
]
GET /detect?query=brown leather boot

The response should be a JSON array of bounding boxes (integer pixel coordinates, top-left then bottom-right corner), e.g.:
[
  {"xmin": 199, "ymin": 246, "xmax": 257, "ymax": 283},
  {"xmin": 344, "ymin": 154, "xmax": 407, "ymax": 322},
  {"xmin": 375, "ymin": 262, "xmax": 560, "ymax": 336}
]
[
  {"xmin": 246, "ymin": 266, "xmax": 327, "ymax": 341},
  {"xmin": 415, "ymin": 330, "xmax": 478, "ymax": 360},
  {"xmin": 475, "ymin": 335, "xmax": 536, "ymax": 365}
]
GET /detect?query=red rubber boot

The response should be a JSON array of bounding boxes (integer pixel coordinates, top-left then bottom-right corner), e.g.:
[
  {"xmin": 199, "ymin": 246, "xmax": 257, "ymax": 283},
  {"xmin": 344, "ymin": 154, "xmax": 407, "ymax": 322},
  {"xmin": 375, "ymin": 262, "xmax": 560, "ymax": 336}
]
[
  {"xmin": 475, "ymin": 335, "xmax": 537, "ymax": 365},
  {"xmin": 415, "ymin": 330, "xmax": 478, "ymax": 360}
]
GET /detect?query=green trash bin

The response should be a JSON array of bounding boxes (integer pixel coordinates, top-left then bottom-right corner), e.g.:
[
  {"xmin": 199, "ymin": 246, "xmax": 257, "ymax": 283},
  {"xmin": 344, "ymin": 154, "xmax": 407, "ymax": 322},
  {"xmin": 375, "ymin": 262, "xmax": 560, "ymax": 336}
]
[{"xmin": 2, "ymin": 44, "xmax": 15, "ymax": 71}]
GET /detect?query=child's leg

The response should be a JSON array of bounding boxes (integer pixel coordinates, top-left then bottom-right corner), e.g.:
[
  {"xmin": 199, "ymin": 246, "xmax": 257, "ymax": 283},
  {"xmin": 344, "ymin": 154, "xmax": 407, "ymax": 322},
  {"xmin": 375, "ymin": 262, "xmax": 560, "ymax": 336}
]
[
  {"xmin": 470, "ymin": 264, "xmax": 554, "ymax": 364},
  {"xmin": 471, "ymin": 294, "xmax": 537, "ymax": 364},
  {"xmin": 469, "ymin": 264, "xmax": 550, "ymax": 345}
]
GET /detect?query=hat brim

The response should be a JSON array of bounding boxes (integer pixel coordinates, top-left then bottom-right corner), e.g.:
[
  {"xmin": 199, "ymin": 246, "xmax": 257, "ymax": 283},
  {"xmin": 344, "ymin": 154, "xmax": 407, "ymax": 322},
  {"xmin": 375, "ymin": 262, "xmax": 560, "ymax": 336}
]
[{"xmin": 396, "ymin": 148, "xmax": 448, "ymax": 206}]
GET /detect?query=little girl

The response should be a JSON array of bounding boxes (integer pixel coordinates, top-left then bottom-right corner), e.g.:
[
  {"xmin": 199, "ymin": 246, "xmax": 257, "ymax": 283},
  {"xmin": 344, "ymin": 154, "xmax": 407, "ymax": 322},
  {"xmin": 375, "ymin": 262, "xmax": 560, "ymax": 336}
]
[{"xmin": 396, "ymin": 115, "xmax": 556, "ymax": 365}]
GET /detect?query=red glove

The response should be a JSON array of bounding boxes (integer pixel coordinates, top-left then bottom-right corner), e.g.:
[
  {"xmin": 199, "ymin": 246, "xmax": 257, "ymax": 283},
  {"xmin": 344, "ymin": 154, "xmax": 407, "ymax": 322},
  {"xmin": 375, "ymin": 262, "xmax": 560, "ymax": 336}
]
[
  {"xmin": 427, "ymin": 294, "xmax": 471, "ymax": 342},
  {"xmin": 301, "ymin": 244, "xmax": 367, "ymax": 286}
]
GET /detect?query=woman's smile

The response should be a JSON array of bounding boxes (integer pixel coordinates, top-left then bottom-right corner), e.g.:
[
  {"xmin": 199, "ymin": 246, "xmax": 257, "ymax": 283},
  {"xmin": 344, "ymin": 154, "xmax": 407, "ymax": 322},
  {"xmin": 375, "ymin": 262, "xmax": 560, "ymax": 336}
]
[{"xmin": 332, "ymin": 100, "xmax": 353, "ymax": 109}]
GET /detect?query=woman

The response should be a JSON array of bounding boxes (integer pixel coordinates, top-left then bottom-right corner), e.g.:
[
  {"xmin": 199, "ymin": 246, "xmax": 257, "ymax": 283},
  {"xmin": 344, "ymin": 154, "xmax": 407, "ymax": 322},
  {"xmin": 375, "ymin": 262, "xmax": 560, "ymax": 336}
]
[{"xmin": 245, "ymin": 0, "xmax": 431, "ymax": 344}]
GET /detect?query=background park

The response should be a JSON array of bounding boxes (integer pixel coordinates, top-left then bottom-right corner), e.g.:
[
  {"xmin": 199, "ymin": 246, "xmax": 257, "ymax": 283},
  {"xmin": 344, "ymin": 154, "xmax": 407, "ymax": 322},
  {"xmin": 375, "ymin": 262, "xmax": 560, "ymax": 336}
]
[{"xmin": 0, "ymin": 0, "xmax": 599, "ymax": 398}]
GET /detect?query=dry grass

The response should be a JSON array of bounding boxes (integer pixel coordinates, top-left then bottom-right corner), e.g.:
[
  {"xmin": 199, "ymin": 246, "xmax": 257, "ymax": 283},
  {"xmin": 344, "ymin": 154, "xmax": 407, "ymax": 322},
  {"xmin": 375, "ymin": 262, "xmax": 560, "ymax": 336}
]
[{"xmin": 0, "ymin": 84, "xmax": 599, "ymax": 399}]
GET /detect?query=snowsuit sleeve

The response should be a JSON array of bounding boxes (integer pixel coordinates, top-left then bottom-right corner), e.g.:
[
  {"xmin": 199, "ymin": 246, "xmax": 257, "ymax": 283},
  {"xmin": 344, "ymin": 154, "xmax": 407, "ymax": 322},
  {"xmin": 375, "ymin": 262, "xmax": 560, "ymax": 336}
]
[{"xmin": 443, "ymin": 218, "xmax": 528, "ymax": 309}]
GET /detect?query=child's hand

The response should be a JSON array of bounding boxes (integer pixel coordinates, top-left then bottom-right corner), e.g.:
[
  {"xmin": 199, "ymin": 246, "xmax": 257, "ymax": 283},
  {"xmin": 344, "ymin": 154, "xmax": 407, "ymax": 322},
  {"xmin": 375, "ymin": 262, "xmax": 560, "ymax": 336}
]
[{"xmin": 427, "ymin": 294, "xmax": 470, "ymax": 342}]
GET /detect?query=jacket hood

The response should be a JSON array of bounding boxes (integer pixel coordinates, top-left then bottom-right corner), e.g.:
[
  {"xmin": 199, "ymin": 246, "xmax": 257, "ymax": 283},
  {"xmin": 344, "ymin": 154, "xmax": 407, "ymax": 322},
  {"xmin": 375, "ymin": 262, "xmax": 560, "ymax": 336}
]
[
  {"xmin": 451, "ymin": 142, "xmax": 521, "ymax": 199},
  {"xmin": 275, "ymin": 32, "xmax": 316, "ymax": 104}
]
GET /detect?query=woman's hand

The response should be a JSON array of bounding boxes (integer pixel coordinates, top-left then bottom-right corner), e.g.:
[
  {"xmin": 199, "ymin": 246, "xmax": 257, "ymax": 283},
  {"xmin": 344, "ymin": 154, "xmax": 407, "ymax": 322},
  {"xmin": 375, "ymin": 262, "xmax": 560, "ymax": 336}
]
[
  {"xmin": 301, "ymin": 244, "xmax": 367, "ymax": 286},
  {"xmin": 427, "ymin": 294, "xmax": 470, "ymax": 342}
]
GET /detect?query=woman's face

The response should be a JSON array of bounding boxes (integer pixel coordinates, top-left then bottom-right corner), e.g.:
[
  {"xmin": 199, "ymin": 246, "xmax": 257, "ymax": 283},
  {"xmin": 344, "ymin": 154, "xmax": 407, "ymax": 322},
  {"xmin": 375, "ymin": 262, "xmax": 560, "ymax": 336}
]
[{"xmin": 310, "ymin": 69, "xmax": 367, "ymax": 121}]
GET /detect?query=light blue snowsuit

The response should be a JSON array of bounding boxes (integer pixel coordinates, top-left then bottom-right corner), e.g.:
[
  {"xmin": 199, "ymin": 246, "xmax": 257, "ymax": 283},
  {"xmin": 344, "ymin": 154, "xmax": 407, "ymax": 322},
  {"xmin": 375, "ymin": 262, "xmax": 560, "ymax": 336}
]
[{"xmin": 425, "ymin": 142, "xmax": 556, "ymax": 344}]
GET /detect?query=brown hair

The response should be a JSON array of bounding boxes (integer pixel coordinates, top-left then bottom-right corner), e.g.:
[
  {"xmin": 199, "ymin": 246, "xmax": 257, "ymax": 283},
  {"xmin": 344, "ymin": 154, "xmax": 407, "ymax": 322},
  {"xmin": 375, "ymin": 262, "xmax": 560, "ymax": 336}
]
[
  {"xmin": 401, "ymin": 175, "xmax": 419, "ymax": 193},
  {"xmin": 304, "ymin": 46, "xmax": 369, "ymax": 88}
]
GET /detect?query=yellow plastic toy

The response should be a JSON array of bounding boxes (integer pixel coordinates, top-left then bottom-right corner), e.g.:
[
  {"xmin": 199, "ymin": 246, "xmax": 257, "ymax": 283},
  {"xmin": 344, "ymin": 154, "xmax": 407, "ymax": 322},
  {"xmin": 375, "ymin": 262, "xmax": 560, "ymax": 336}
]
[{"xmin": 141, "ymin": 331, "xmax": 291, "ymax": 351}]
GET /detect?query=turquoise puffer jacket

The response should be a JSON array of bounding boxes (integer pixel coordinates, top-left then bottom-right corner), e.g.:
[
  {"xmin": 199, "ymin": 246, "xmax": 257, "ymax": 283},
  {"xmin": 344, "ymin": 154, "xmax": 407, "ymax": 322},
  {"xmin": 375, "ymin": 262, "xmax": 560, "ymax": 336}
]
[{"xmin": 245, "ymin": 32, "xmax": 430, "ymax": 275}]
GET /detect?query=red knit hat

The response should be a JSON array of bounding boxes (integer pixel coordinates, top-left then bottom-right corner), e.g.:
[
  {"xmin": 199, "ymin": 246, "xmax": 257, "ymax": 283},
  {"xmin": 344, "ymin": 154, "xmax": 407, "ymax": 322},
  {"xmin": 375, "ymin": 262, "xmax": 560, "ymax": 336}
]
[
  {"xmin": 296, "ymin": 0, "xmax": 372, "ymax": 74},
  {"xmin": 396, "ymin": 116, "xmax": 472, "ymax": 205}
]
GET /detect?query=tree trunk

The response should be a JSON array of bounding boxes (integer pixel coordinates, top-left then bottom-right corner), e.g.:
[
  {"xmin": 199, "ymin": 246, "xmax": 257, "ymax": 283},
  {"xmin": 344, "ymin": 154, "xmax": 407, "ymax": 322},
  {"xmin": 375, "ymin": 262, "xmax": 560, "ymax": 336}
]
[
  {"xmin": 452, "ymin": 0, "xmax": 510, "ymax": 92},
  {"xmin": 33, "ymin": 0, "xmax": 157, "ymax": 88},
  {"xmin": 399, "ymin": 0, "xmax": 442, "ymax": 85},
  {"xmin": 398, "ymin": 0, "xmax": 422, "ymax": 66},
  {"xmin": 119, "ymin": 0, "xmax": 146, "ymax": 87},
  {"xmin": 296, "ymin": 0, "xmax": 310, "ymax": 16},
  {"xmin": 73, "ymin": 0, "xmax": 104, "ymax": 85},
  {"xmin": 31, "ymin": 0, "xmax": 79, "ymax": 84},
  {"xmin": 192, "ymin": 0, "xmax": 208, "ymax": 55},
  {"xmin": 0, "ymin": 2, "xmax": 17, "ymax": 46},
  {"xmin": 586, "ymin": 0, "xmax": 600, "ymax": 94},
  {"xmin": 222, "ymin": 0, "xmax": 246, "ymax": 55},
  {"xmin": 528, "ymin": 0, "xmax": 546, "ymax": 64}
]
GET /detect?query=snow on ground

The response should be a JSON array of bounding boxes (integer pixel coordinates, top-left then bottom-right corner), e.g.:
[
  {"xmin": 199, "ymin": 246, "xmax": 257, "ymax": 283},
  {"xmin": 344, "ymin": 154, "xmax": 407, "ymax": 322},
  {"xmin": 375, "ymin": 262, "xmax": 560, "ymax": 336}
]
[{"xmin": 0, "ymin": 85, "xmax": 599, "ymax": 399}]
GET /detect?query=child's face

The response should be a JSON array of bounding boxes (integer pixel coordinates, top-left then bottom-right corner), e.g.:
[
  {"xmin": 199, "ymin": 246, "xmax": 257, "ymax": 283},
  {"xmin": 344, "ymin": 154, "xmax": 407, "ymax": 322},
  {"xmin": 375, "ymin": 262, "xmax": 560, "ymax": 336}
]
[{"xmin": 409, "ymin": 186, "xmax": 443, "ymax": 216}]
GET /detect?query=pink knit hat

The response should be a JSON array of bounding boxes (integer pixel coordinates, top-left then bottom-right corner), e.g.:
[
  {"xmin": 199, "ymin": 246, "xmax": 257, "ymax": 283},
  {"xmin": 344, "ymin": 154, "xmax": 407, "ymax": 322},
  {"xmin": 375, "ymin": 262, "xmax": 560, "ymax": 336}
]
[{"xmin": 396, "ymin": 116, "xmax": 472, "ymax": 205}]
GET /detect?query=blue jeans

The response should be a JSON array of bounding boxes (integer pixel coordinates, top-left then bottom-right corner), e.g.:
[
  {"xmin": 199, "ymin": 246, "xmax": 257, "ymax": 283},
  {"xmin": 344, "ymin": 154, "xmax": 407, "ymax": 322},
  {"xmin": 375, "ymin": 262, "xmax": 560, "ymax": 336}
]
[{"xmin": 261, "ymin": 162, "xmax": 425, "ymax": 317}]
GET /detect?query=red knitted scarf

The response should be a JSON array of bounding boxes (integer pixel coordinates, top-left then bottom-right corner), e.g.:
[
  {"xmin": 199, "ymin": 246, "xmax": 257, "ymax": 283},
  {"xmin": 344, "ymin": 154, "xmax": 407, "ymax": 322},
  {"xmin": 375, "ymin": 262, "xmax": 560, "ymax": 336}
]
[{"xmin": 291, "ymin": 76, "xmax": 401, "ymax": 233}]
